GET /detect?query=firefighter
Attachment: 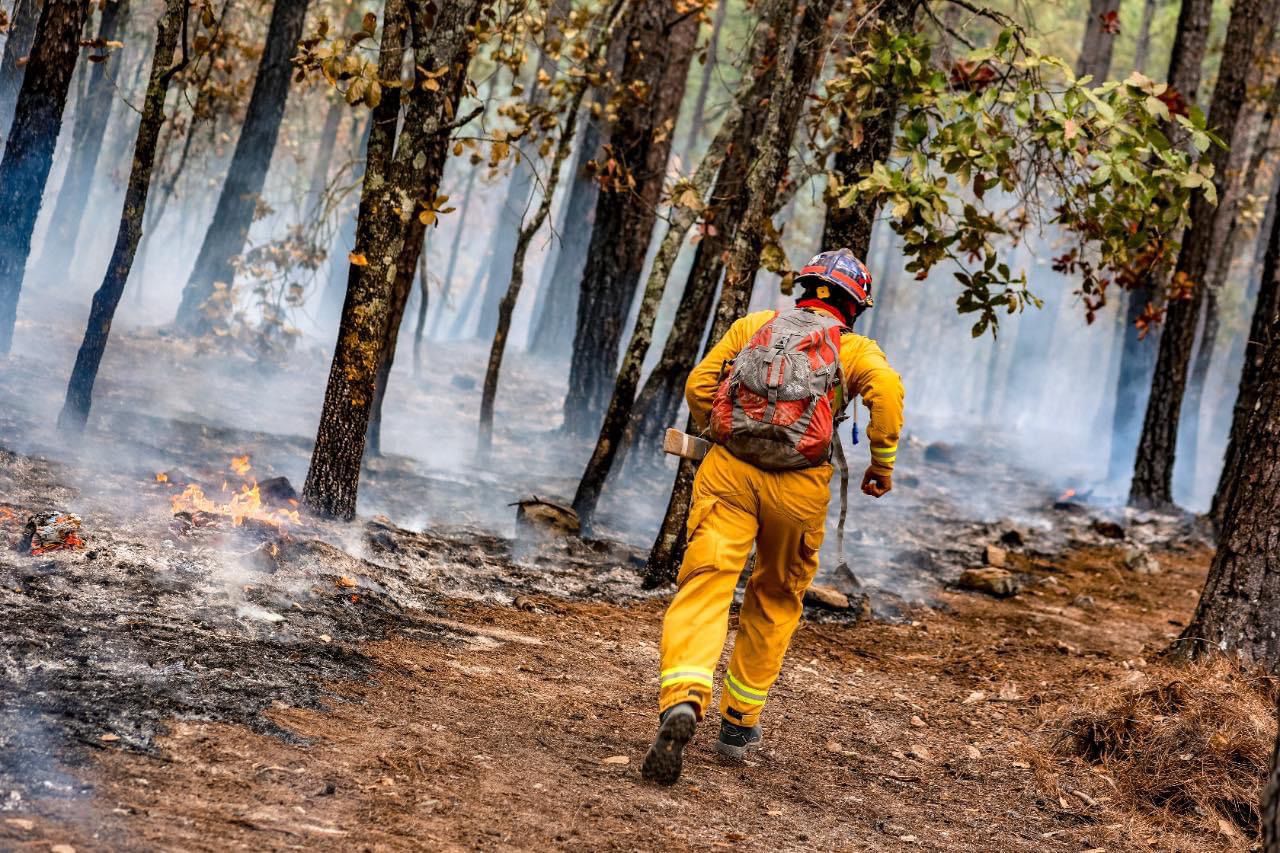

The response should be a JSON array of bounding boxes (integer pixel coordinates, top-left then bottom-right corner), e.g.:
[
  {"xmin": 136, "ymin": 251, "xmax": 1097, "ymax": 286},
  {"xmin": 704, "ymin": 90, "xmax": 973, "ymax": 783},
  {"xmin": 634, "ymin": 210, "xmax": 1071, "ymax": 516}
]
[{"xmin": 641, "ymin": 248, "xmax": 904, "ymax": 785}]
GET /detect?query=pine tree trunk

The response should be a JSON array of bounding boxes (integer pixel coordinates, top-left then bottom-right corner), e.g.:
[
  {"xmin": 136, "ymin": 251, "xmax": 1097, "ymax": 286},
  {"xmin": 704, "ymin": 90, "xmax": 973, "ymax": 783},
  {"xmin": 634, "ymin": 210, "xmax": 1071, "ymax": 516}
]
[
  {"xmin": 36, "ymin": 0, "xmax": 131, "ymax": 284},
  {"xmin": 1213, "ymin": 183, "xmax": 1280, "ymax": 527},
  {"xmin": 58, "ymin": 0, "xmax": 185, "ymax": 429},
  {"xmin": 526, "ymin": 118, "xmax": 601, "ymax": 357},
  {"xmin": 1265, "ymin": 719, "xmax": 1280, "ymax": 853},
  {"xmin": 473, "ymin": 61, "xmax": 553, "ymax": 341},
  {"xmin": 1172, "ymin": 193, "xmax": 1280, "ymax": 667},
  {"xmin": 173, "ymin": 0, "xmax": 309, "ymax": 333},
  {"xmin": 305, "ymin": 94, "xmax": 344, "ymax": 219},
  {"xmin": 681, "ymin": 0, "xmax": 726, "ymax": 155},
  {"xmin": 429, "ymin": 162, "xmax": 479, "ymax": 339},
  {"xmin": 0, "ymin": 0, "xmax": 90, "ymax": 354},
  {"xmin": 477, "ymin": 0, "xmax": 628, "ymax": 458},
  {"xmin": 821, "ymin": 0, "xmax": 915, "ymax": 258},
  {"xmin": 645, "ymin": 0, "xmax": 831, "ymax": 586},
  {"xmin": 561, "ymin": 0, "xmax": 699, "ymax": 437},
  {"xmin": 1134, "ymin": 0, "xmax": 1160, "ymax": 73},
  {"xmin": 571, "ymin": 90, "xmax": 743, "ymax": 528},
  {"xmin": 365, "ymin": 222, "xmax": 424, "ymax": 459},
  {"xmin": 303, "ymin": 0, "xmax": 485, "ymax": 519},
  {"xmin": 0, "ymin": 0, "xmax": 40, "ymax": 140},
  {"xmin": 1076, "ymin": 0, "xmax": 1120, "ymax": 81},
  {"xmin": 1177, "ymin": 14, "xmax": 1280, "ymax": 494},
  {"xmin": 1129, "ymin": 0, "xmax": 1267, "ymax": 508},
  {"xmin": 412, "ymin": 243, "xmax": 429, "ymax": 375}
]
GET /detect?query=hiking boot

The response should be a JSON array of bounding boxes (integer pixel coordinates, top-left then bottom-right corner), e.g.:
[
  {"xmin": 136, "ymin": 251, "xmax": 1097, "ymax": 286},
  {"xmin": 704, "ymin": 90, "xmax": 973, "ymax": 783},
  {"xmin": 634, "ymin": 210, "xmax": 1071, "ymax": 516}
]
[
  {"xmin": 641, "ymin": 702, "xmax": 697, "ymax": 785},
  {"xmin": 715, "ymin": 718, "xmax": 762, "ymax": 760}
]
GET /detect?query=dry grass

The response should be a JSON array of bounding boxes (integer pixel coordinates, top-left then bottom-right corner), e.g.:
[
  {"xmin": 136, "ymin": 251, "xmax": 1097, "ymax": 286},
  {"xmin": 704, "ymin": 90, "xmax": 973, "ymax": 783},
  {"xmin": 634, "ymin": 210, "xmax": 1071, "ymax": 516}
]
[{"xmin": 1059, "ymin": 659, "xmax": 1279, "ymax": 837}]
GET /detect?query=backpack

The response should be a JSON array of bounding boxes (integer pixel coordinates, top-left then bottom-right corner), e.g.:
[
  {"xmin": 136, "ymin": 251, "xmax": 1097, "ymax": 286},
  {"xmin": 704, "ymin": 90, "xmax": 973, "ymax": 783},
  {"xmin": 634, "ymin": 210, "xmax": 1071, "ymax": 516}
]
[{"xmin": 708, "ymin": 308, "xmax": 848, "ymax": 471}]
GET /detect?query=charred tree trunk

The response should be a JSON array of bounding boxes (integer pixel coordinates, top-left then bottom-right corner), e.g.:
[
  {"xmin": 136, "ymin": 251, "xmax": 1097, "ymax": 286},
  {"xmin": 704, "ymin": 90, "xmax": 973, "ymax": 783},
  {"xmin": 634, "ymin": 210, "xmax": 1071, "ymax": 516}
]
[
  {"xmin": 1213, "ymin": 184, "xmax": 1280, "ymax": 527},
  {"xmin": 821, "ymin": 0, "xmax": 914, "ymax": 258},
  {"xmin": 0, "ymin": 0, "xmax": 90, "ymax": 355},
  {"xmin": 645, "ymin": 0, "xmax": 827, "ymax": 586},
  {"xmin": 571, "ymin": 91, "xmax": 742, "ymax": 528},
  {"xmin": 526, "ymin": 119, "xmax": 601, "ymax": 357},
  {"xmin": 1076, "ymin": 0, "xmax": 1120, "ymax": 81},
  {"xmin": 173, "ymin": 0, "xmax": 309, "ymax": 333},
  {"xmin": 303, "ymin": 0, "xmax": 484, "ymax": 520},
  {"xmin": 365, "ymin": 223, "xmax": 424, "ymax": 459},
  {"xmin": 1129, "ymin": 0, "xmax": 1267, "ymax": 508},
  {"xmin": 37, "ymin": 0, "xmax": 131, "ymax": 284},
  {"xmin": 0, "ymin": 0, "xmax": 41, "ymax": 140},
  {"xmin": 561, "ymin": 0, "xmax": 699, "ymax": 437},
  {"xmin": 429, "ymin": 162, "xmax": 479, "ymax": 339},
  {"xmin": 58, "ymin": 0, "xmax": 185, "ymax": 429},
  {"xmin": 1177, "ymin": 16, "xmax": 1280, "ymax": 496},
  {"xmin": 1172, "ymin": 193, "xmax": 1280, "ymax": 667}
]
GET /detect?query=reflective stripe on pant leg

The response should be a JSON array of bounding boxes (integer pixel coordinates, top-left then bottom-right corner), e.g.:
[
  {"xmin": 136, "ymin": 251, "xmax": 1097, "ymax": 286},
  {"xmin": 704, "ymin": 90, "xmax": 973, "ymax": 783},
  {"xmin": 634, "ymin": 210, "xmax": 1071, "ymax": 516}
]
[{"xmin": 723, "ymin": 670, "xmax": 768, "ymax": 707}]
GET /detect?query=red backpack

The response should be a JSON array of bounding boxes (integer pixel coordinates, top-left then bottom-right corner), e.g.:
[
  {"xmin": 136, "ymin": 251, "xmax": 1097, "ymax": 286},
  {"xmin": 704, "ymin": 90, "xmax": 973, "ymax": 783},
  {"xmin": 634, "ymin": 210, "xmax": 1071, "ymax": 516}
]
[{"xmin": 708, "ymin": 308, "xmax": 847, "ymax": 470}]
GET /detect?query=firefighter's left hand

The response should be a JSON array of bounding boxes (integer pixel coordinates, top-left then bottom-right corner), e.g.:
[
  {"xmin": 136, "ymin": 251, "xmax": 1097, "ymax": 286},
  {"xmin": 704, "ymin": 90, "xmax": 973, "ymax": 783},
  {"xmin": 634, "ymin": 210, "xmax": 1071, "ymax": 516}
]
[{"xmin": 861, "ymin": 466, "xmax": 892, "ymax": 498}]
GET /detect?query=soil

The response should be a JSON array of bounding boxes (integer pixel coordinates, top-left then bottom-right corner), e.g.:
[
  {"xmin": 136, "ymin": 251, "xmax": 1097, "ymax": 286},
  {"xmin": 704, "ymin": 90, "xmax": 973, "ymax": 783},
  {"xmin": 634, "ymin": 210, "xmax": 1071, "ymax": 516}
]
[
  {"xmin": 0, "ymin": 319, "xmax": 1251, "ymax": 852},
  {"xmin": 3, "ymin": 535, "xmax": 1237, "ymax": 851}
]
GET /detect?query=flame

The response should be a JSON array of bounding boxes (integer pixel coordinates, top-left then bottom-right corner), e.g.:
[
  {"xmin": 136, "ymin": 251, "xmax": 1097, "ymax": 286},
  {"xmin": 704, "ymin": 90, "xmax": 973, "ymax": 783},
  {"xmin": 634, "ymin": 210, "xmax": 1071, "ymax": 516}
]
[
  {"xmin": 155, "ymin": 472, "xmax": 169, "ymax": 483},
  {"xmin": 1058, "ymin": 488, "xmax": 1077, "ymax": 502},
  {"xmin": 31, "ymin": 531, "xmax": 85, "ymax": 555},
  {"xmin": 166, "ymin": 454, "xmax": 301, "ymax": 529},
  {"xmin": 0, "ymin": 507, "xmax": 15, "ymax": 523}
]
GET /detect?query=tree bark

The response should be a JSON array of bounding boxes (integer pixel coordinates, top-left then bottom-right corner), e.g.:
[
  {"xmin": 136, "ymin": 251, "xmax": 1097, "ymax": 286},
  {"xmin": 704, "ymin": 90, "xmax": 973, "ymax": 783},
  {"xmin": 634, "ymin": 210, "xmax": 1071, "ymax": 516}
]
[
  {"xmin": 645, "ymin": 0, "xmax": 831, "ymax": 586},
  {"xmin": 561, "ymin": 0, "xmax": 700, "ymax": 437},
  {"xmin": 1213, "ymin": 179, "xmax": 1280, "ymax": 528},
  {"xmin": 302, "ymin": 0, "xmax": 485, "ymax": 519},
  {"xmin": 0, "ymin": 0, "xmax": 40, "ymax": 140},
  {"xmin": 1076, "ymin": 0, "xmax": 1120, "ymax": 81},
  {"xmin": 821, "ymin": 0, "xmax": 915, "ymax": 258},
  {"xmin": 0, "ymin": 0, "xmax": 90, "ymax": 354},
  {"xmin": 172, "ymin": 0, "xmax": 309, "ymax": 333},
  {"xmin": 526, "ymin": 118, "xmax": 601, "ymax": 357},
  {"xmin": 58, "ymin": 0, "xmax": 186, "ymax": 429},
  {"xmin": 36, "ymin": 0, "xmax": 131, "ymax": 284},
  {"xmin": 1176, "ymin": 11, "xmax": 1280, "ymax": 496},
  {"xmin": 1172, "ymin": 188, "xmax": 1280, "ymax": 668},
  {"xmin": 572, "ymin": 89, "xmax": 743, "ymax": 529},
  {"xmin": 1129, "ymin": 0, "xmax": 1268, "ymax": 508},
  {"xmin": 1266, "ymin": 715, "xmax": 1280, "ymax": 853}
]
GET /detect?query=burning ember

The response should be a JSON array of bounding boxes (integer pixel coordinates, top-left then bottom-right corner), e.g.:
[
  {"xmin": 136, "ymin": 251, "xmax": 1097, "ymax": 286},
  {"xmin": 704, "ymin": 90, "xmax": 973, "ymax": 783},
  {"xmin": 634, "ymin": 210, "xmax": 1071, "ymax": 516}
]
[
  {"xmin": 21, "ymin": 512, "xmax": 86, "ymax": 555},
  {"xmin": 164, "ymin": 455, "xmax": 301, "ymax": 529},
  {"xmin": 155, "ymin": 472, "xmax": 169, "ymax": 483}
]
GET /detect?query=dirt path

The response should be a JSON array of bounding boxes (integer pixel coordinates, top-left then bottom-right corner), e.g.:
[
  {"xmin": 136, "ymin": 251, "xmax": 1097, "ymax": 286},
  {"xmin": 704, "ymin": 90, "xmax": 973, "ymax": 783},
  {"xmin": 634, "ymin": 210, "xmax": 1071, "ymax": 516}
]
[{"xmin": 3, "ymin": 541, "xmax": 1236, "ymax": 852}]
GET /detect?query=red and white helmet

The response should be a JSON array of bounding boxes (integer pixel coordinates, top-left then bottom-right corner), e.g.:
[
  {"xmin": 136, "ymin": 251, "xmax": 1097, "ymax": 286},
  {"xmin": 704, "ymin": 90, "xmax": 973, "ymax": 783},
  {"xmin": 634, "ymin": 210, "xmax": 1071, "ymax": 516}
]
[{"xmin": 797, "ymin": 248, "xmax": 873, "ymax": 311}]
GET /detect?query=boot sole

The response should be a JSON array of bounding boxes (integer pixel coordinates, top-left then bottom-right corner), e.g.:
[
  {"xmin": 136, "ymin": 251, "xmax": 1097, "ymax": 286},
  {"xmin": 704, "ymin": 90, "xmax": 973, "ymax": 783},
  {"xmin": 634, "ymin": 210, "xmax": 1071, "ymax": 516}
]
[
  {"xmin": 715, "ymin": 736, "xmax": 762, "ymax": 761},
  {"xmin": 641, "ymin": 711, "xmax": 696, "ymax": 786}
]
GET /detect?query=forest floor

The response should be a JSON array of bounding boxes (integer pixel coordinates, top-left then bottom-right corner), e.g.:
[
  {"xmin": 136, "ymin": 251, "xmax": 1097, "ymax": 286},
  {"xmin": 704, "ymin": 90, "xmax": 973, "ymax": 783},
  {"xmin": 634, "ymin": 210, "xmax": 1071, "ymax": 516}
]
[{"xmin": 0, "ymin": 319, "xmax": 1270, "ymax": 851}]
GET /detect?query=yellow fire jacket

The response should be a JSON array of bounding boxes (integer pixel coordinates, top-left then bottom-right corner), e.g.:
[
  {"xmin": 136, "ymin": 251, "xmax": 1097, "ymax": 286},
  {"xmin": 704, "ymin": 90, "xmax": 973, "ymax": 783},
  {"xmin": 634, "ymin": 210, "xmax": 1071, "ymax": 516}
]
[{"xmin": 685, "ymin": 307, "xmax": 905, "ymax": 472}]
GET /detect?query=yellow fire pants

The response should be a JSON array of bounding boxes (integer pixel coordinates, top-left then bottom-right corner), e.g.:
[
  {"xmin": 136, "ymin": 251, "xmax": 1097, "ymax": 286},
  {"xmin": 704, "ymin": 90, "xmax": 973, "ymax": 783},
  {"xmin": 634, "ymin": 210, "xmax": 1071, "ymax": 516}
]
[{"xmin": 658, "ymin": 445, "xmax": 831, "ymax": 727}]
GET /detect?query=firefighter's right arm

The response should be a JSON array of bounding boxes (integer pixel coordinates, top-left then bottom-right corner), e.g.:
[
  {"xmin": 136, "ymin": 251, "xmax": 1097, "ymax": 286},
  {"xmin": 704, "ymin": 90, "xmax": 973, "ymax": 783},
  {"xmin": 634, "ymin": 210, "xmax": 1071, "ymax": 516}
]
[{"xmin": 684, "ymin": 311, "xmax": 775, "ymax": 431}]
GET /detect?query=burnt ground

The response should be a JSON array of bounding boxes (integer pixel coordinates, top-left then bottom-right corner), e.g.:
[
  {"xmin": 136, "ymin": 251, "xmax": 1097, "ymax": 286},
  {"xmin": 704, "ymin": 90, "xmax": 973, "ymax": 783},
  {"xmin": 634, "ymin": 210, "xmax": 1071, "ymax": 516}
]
[{"xmin": 0, "ymin": 318, "xmax": 1255, "ymax": 851}]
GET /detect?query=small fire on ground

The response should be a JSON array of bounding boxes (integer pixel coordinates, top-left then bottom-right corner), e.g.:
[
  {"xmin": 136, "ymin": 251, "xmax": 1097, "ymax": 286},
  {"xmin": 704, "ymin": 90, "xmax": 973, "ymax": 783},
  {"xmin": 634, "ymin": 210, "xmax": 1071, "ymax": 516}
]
[{"xmin": 162, "ymin": 455, "xmax": 301, "ymax": 529}]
